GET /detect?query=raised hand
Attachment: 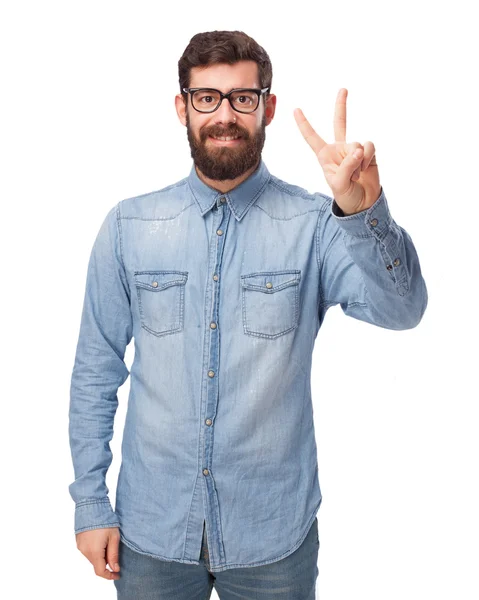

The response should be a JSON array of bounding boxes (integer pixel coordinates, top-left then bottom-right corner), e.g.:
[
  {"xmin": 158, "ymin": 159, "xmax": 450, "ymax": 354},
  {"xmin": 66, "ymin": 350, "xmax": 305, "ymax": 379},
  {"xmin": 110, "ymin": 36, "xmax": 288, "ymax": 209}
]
[{"xmin": 294, "ymin": 88, "xmax": 381, "ymax": 215}]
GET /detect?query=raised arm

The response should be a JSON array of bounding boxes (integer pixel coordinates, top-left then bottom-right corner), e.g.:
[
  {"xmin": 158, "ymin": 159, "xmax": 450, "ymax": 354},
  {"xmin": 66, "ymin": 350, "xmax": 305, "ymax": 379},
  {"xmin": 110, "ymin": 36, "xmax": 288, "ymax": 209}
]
[
  {"xmin": 295, "ymin": 88, "xmax": 428, "ymax": 329},
  {"xmin": 316, "ymin": 187, "xmax": 428, "ymax": 329}
]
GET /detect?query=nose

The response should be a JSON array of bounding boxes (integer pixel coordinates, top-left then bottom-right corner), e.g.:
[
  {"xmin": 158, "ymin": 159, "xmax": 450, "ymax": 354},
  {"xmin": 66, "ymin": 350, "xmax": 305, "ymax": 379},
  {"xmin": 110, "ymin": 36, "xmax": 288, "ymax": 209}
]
[{"xmin": 213, "ymin": 97, "xmax": 237, "ymax": 125}]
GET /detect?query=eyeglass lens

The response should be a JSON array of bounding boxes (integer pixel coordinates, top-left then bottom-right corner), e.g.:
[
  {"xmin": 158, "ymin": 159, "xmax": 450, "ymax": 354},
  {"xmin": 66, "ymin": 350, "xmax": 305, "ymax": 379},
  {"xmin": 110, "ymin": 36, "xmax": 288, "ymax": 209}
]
[{"xmin": 191, "ymin": 89, "xmax": 259, "ymax": 113}]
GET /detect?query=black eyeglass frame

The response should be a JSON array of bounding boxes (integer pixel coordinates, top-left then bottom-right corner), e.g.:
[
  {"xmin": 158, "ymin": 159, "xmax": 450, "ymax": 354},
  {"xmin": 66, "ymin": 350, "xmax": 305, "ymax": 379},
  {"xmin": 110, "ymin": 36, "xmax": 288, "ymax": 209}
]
[{"xmin": 182, "ymin": 87, "xmax": 270, "ymax": 114}]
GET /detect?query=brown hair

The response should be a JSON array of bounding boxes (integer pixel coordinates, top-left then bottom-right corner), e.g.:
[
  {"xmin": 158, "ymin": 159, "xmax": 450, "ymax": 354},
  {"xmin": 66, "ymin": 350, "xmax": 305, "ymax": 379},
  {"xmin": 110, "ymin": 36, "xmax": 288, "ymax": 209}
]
[{"xmin": 178, "ymin": 30, "xmax": 273, "ymax": 104}]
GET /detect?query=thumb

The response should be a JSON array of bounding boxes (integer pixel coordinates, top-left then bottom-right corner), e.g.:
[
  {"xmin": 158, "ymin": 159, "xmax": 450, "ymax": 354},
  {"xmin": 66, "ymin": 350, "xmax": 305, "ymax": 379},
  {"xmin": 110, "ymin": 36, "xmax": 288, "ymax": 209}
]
[
  {"xmin": 337, "ymin": 146, "xmax": 363, "ymax": 189},
  {"xmin": 106, "ymin": 532, "xmax": 121, "ymax": 573}
]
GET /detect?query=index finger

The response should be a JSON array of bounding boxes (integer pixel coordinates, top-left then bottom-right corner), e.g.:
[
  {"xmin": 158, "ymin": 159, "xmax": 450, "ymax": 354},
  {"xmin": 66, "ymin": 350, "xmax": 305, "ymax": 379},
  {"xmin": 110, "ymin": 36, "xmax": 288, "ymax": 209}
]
[
  {"xmin": 334, "ymin": 88, "xmax": 348, "ymax": 142},
  {"xmin": 294, "ymin": 108, "xmax": 327, "ymax": 156}
]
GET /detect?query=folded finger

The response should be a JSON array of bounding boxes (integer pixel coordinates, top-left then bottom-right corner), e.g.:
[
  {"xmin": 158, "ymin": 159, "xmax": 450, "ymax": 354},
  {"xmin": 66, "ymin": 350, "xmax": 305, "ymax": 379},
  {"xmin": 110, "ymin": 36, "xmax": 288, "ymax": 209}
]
[
  {"xmin": 337, "ymin": 146, "xmax": 364, "ymax": 189},
  {"xmin": 361, "ymin": 141, "xmax": 377, "ymax": 170}
]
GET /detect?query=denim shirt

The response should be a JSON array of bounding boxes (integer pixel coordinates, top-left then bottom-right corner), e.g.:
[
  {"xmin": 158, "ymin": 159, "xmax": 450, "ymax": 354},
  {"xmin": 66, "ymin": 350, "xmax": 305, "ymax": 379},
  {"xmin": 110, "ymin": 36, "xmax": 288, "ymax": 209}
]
[{"xmin": 68, "ymin": 157, "xmax": 428, "ymax": 573}]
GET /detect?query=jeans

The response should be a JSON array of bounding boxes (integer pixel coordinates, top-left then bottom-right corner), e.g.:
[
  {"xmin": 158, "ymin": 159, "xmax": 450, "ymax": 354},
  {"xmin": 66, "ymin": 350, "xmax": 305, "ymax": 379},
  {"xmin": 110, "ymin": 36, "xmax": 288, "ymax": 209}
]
[{"xmin": 114, "ymin": 517, "xmax": 319, "ymax": 599}]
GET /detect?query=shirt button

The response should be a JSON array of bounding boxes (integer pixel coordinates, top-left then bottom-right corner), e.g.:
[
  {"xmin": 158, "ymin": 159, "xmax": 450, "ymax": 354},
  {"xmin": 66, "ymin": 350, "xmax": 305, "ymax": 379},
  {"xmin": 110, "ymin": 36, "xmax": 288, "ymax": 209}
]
[
  {"xmin": 386, "ymin": 264, "xmax": 393, "ymax": 271},
  {"xmin": 152, "ymin": 281, "xmax": 158, "ymax": 287},
  {"xmin": 370, "ymin": 218, "xmax": 378, "ymax": 226},
  {"xmin": 205, "ymin": 418, "xmax": 212, "ymax": 426},
  {"xmin": 213, "ymin": 274, "xmax": 219, "ymax": 281},
  {"xmin": 266, "ymin": 282, "xmax": 273, "ymax": 289},
  {"xmin": 203, "ymin": 468, "xmax": 209, "ymax": 475},
  {"xmin": 208, "ymin": 370, "xmax": 215, "ymax": 378},
  {"xmin": 393, "ymin": 258, "xmax": 401, "ymax": 266},
  {"xmin": 210, "ymin": 322, "xmax": 217, "ymax": 329},
  {"xmin": 220, "ymin": 197, "xmax": 226, "ymax": 203},
  {"xmin": 216, "ymin": 229, "xmax": 223, "ymax": 236}
]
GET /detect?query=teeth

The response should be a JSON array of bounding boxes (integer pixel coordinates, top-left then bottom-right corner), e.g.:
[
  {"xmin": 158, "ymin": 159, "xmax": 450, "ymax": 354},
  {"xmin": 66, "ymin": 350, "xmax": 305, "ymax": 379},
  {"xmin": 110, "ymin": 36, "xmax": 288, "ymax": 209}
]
[{"xmin": 212, "ymin": 135, "xmax": 240, "ymax": 141}]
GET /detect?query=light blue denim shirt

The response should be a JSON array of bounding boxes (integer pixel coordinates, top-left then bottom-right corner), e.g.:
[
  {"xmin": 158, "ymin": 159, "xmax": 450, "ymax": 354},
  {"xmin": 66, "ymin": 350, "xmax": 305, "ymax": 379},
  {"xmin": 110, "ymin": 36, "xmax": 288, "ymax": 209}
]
[{"xmin": 68, "ymin": 157, "xmax": 428, "ymax": 573}]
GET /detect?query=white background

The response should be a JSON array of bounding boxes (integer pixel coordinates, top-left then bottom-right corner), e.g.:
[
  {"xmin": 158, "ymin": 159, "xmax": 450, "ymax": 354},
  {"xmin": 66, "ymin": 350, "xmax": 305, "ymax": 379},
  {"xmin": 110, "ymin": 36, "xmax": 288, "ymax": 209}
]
[{"xmin": 1, "ymin": 1, "xmax": 478, "ymax": 598}]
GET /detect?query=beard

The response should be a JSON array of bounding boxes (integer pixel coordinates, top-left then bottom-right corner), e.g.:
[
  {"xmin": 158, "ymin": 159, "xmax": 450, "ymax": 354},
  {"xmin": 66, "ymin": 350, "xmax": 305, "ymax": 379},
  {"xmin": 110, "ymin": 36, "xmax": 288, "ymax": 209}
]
[{"xmin": 186, "ymin": 110, "xmax": 266, "ymax": 181}]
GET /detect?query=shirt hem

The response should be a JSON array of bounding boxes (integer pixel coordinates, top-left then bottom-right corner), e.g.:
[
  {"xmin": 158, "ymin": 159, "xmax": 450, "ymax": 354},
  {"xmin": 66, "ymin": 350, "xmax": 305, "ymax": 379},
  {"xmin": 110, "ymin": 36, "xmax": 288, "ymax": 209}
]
[{"xmin": 119, "ymin": 499, "xmax": 322, "ymax": 573}]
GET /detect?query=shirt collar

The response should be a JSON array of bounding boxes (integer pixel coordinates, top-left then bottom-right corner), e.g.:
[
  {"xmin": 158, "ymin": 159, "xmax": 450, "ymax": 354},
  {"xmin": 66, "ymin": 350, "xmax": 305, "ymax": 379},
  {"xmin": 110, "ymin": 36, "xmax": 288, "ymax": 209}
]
[{"xmin": 187, "ymin": 158, "xmax": 271, "ymax": 222}]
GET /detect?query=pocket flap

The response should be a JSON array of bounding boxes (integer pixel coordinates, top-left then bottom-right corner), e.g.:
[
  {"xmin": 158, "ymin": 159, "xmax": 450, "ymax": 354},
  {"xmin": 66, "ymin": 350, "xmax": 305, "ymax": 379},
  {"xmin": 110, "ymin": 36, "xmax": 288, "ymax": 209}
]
[
  {"xmin": 134, "ymin": 270, "xmax": 188, "ymax": 291},
  {"xmin": 240, "ymin": 270, "xmax": 301, "ymax": 293}
]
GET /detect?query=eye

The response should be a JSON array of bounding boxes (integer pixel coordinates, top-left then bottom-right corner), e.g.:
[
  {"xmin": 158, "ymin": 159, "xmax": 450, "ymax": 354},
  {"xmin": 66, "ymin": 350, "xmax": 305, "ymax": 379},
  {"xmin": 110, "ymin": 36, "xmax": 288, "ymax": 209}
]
[
  {"xmin": 231, "ymin": 92, "xmax": 256, "ymax": 106},
  {"xmin": 192, "ymin": 90, "xmax": 220, "ymax": 106}
]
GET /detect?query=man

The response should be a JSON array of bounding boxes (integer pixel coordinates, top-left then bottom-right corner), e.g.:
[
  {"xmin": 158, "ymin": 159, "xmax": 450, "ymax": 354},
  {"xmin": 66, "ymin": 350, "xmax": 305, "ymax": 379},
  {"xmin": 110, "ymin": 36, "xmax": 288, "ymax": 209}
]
[{"xmin": 69, "ymin": 30, "xmax": 428, "ymax": 599}]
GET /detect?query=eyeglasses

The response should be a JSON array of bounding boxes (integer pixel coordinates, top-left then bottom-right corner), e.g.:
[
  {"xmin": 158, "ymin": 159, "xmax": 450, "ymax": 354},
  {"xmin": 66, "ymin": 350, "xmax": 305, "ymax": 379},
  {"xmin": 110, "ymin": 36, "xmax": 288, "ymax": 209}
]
[{"xmin": 182, "ymin": 87, "xmax": 270, "ymax": 114}]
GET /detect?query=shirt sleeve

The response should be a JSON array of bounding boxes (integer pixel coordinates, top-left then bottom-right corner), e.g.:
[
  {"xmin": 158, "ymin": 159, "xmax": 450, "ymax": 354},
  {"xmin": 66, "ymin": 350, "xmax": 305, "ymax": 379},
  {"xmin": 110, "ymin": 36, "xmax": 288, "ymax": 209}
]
[
  {"xmin": 316, "ymin": 186, "xmax": 428, "ymax": 329},
  {"xmin": 68, "ymin": 202, "xmax": 132, "ymax": 534}
]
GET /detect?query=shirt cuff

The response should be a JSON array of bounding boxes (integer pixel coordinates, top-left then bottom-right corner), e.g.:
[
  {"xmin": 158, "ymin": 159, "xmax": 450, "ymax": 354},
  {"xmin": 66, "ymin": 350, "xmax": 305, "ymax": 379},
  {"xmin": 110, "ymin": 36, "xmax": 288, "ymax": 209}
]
[
  {"xmin": 74, "ymin": 498, "xmax": 120, "ymax": 534},
  {"xmin": 331, "ymin": 186, "xmax": 391, "ymax": 239}
]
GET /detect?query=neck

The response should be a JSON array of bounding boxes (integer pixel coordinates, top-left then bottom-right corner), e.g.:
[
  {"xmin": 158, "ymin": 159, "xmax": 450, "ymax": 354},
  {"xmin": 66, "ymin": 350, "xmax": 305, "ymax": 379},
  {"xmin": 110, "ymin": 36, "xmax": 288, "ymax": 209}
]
[{"xmin": 195, "ymin": 159, "xmax": 260, "ymax": 194}]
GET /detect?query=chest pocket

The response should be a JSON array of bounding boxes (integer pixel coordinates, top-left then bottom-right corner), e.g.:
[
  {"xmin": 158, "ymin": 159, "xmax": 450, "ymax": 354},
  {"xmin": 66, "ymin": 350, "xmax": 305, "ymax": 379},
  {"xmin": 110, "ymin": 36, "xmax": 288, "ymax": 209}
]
[
  {"xmin": 240, "ymin": 270, "xmax": 301, "ymax": 339},
  {"xmin": 134, "ymin": 270, "xmax": 188, "ymax": 337}
]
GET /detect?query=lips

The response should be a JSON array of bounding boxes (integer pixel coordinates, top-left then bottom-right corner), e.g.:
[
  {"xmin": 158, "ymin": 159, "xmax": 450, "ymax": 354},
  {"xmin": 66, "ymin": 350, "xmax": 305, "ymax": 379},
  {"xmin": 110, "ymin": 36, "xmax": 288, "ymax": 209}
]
[
  {"xmin": 209, "ymin": 131, "xmax": 241, "ymax": 138},
  {"xmin": 208, "ymin": 135, "xmax": 243, "ymax": 145}
]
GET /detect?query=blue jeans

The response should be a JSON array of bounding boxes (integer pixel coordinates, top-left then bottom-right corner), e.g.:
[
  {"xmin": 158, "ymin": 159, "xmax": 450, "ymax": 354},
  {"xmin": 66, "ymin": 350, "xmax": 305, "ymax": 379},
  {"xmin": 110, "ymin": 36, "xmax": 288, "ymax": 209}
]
[{"xmin": 114, "ymin": 517, "xmax": 319, "ymax": 599}]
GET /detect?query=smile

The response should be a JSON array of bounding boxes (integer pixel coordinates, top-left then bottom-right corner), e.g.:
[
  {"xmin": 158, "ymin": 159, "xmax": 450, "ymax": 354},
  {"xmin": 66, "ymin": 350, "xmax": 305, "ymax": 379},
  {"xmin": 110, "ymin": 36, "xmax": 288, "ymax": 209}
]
[{"xmin": 208, "ymin": 135, "xmax": 243, "ymax": 145}]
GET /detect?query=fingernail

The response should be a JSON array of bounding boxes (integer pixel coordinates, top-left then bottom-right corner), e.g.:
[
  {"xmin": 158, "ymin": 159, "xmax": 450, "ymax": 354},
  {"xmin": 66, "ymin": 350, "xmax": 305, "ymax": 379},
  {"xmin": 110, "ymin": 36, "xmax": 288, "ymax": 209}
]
[
  {"xmin": 354, "ymin": 149, "xmax": 362, "ymax": 159},
  {"xmin": 115, "ymin": 563, "xmax": 120, "ymax": 571}
]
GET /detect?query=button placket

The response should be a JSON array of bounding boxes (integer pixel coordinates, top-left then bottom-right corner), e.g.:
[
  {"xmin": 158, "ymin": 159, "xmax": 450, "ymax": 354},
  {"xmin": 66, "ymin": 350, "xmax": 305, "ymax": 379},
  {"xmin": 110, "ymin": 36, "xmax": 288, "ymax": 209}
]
[{"xmin": 200, "ymin": 198, "xmax": 231, "ymax": 568}]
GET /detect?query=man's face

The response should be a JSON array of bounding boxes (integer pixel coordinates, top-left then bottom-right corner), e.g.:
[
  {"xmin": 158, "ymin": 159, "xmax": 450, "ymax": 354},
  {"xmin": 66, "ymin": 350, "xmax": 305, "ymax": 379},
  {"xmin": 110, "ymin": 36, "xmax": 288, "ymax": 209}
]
[{"xmin": 177, "ymin": 61, "xmax": 275, "ymax": 181}]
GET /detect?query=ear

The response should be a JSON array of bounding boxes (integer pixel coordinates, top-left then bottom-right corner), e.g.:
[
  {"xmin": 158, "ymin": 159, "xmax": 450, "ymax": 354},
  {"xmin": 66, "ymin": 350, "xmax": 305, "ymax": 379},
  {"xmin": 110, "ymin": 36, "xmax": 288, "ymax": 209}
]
[
  {"xmin": 264, "ymin": 93, "xmax": 277, "ymax": 126},
  {"xmin": 175, "ymin": 93, "xmax": 187, "ymax": 126}
]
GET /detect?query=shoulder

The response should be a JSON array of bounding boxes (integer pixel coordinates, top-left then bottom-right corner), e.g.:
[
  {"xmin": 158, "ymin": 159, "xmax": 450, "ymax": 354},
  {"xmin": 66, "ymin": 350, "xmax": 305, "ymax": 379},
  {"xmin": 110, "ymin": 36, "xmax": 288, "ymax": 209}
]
[
  {"xmin": 117, "ymin": 177, "xmax": 191, "ymax": 219},
  {"xmin": 258, "ymin": 172, "xmax": 333, "ymax": 219}
]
